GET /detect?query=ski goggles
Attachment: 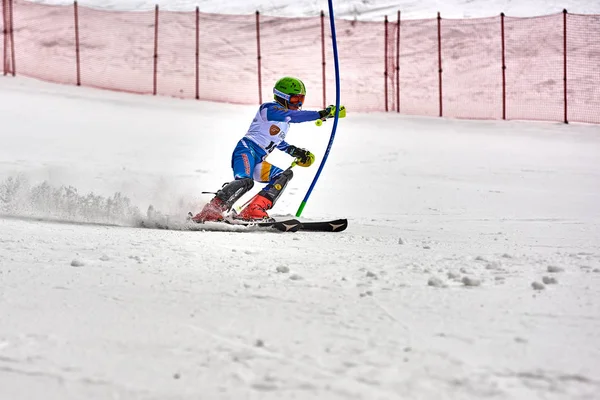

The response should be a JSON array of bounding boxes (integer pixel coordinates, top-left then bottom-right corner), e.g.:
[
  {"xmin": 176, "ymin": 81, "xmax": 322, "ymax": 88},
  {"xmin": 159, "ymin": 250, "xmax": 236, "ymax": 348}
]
[
  {"xmin": 288, "ymin": 94, "xmax": 305, "ymax": 105},
  {"xmin": 274, "ymin": 88, "xmax": 305, "ymax": 106}
]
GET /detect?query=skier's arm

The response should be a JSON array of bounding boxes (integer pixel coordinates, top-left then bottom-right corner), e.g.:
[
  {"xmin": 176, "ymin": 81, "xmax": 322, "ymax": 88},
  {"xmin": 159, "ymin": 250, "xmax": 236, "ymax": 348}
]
[
  {"xmin": 285, "ymin": 145, "xmax": 315, "ymax": 167},
  {"xmin": 267, "ymin": 106, "xmax": 321, "ymax": 123},
  {"xmin": 277, "ymin": 141, "xmax": 314, "ymax": 166},
  {"xmin": 276, "ymin": 140, "xmax": 291, "ymax": 152}
]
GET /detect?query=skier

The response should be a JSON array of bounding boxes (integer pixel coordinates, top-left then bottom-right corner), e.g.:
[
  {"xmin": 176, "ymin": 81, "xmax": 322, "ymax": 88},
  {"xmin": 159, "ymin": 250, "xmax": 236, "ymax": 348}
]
[{"xmin": 192, "ymin": 76, "xmax": 345, "ymax": 222}]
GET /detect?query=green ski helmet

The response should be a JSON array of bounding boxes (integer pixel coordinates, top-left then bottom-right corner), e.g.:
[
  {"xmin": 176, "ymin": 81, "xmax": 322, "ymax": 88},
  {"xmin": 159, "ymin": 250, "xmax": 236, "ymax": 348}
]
[{"xmin": 273, "ymin": 77, "xmax": 306, "ymax": 109}]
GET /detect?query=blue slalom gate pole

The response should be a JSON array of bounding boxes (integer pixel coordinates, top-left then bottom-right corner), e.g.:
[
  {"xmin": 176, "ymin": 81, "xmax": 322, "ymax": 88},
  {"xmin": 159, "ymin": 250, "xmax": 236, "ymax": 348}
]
[{"xmin": 296, "ymin": 0, "xmax": 340, "ymax": 217}]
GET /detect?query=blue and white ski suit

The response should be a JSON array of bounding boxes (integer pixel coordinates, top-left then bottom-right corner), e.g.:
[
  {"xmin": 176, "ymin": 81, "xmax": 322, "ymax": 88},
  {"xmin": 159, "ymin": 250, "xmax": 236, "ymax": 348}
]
[{"xmin": 232, "ymin": 102, "xmax": 320, "ymax": 184}]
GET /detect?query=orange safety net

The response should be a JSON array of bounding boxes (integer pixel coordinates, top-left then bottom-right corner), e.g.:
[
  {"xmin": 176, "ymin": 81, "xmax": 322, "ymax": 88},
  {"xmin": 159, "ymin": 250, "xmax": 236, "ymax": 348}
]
[{"xmin": 4, "ymin": 0, "xmax": 600, "ymax": 124}]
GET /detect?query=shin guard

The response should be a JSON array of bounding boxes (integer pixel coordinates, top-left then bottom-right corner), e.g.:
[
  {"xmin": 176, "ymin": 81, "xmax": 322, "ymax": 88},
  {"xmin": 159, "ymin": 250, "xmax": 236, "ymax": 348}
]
[
  {"xmin": 259, "ymin": 169, "xmax": 293, "ymax": 207},
  {"xmin": 216, "ymin": 178, "xmax": 254, "ymax": 211}
]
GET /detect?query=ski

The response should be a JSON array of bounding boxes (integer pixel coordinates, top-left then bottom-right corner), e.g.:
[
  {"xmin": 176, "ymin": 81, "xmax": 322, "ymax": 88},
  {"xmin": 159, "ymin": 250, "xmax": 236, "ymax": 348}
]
[
  {"xmin": 228, "ymin": 218, "xmax": 348, "ymax": 232},
  {"xmin": 298, "ymin": 218, "xmax": 348, "ymax": 232},
  {"xmin": 224, "ymin": 217, "xmax": 348, "ymax": 232},
  {"xmin": 225, "ymin": 218, "xmax": 302, "ymax": 232},
  {"xmin": 223, "ymin": 218, "xmax": 348, "ymax": 232},
  {"xmin": 142, "ymin": 209, "xmax": 347, "ymax": 233}
]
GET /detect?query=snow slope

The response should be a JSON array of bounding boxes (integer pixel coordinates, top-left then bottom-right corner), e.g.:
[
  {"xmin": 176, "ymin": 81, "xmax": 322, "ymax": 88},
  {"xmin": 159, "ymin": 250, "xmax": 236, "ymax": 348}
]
[
  {"xmin": 2, "ymin": 1, "xmax": 600, "ymax": 399},
  {"xmin": 1, "ymin": 72, "xmax": 600, "ymax": 400}
]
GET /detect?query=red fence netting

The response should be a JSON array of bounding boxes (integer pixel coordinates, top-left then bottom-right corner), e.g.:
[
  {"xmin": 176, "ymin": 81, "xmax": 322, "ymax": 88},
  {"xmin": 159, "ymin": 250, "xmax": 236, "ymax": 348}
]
[
  {"xmin": 567, "ymin": 13, "xmax": 600, "ymax": 124},
  {"xmin": 332, "ymin": 18, "xmax": 389, "ymax": 112},
  {"xmin": 195, "ymin": 12, "xmax": 258, "ymax": 105},
  {"xmin": 504, "ymin": 14, "xmax": 564, "ymax": 122},
  {"xmin": 259, "ymin": 14, "xmax": 323, "ymax": 109},
  {"xmin": 12, "ymin": 1, "xmax": 77, "ymax": 85},
  {"xmin": 395, "ymin": 17, "xmax": 440, "ymax": 117},
  {"xmin": 3, "ymin": 0, "xmax": 600, "ymax": 124},
  {"xmin": 440, "ymin": 16, "xmax": 503, "ymax": 120},
  {"xmin": 78, "ymin": 6, "xmax": 154, "ymax": 94}
]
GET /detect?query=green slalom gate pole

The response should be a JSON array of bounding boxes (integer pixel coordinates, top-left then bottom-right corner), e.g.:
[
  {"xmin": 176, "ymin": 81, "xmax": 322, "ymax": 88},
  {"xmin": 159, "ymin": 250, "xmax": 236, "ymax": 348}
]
[{"xmin": 296, "ymin": 0, "xmax": 341, "ymax": 217}]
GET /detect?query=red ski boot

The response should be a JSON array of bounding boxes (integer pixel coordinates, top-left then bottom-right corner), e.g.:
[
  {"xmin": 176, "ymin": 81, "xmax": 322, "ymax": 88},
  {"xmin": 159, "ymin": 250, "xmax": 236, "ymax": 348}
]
[
  {"xmin": 191, "ymin": 197, "xmax": 227, "ymax": 223},
  {"xmin": 237, "ymin": 194, "xmax": 273, "ymax": 221}
]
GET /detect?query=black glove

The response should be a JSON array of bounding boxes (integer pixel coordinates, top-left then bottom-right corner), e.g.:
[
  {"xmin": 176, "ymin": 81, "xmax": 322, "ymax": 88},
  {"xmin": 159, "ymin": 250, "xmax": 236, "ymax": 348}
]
[
  {"xmin": 287, "ymin": 145, "xmax": 315, "ymax": 167},
  {"xmin": 318, "ymin": 105, "xmax": 335, "ymax": 120},
  {"xmin": 287, "ymin": 145, "xmax": 310, "ymax": 162},
  {"xmin": 318, "ymin": 105, "xmax": 346, "ymax": 120}
]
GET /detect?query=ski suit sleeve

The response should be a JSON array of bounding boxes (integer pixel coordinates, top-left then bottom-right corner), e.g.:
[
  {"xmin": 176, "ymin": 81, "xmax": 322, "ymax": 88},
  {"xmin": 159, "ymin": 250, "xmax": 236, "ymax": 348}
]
[
  {"xmin": 276, "ymin": 141, "xmax": 292, "ymax": 152},
  {"xmin": 266, "ymin": 104, "xmax": 321, "ymax": 123}
]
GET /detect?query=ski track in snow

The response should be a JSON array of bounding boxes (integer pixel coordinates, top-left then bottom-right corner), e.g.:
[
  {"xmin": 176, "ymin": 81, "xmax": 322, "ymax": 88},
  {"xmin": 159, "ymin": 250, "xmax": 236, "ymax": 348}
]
[{"xmin": 1, "ymin": 214, "xmax": 600, "ymax": 399}]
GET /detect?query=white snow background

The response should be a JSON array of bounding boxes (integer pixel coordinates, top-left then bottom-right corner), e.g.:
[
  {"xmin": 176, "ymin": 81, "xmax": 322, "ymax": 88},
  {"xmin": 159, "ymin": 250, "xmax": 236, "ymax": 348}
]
[{"xmin": 1, "ymin": 1, "xmax": 600, "ymax": 399}]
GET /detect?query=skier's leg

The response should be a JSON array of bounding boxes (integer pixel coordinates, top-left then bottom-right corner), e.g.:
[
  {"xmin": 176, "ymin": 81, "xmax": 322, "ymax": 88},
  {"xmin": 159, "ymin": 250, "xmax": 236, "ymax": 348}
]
[
  {"xmin": 192, "ymin": 145, "xmax": 256, "ymax": 222},
  {"xmin": 259, "ymin": 166, "xmax": 293, "ymax": 207},
  {"xmin": 217, "ymin": 144, "xmax": 260, "ymax": 209},
  {"xmin": 238, "ymin": 162, "xmax": 294, "ymax": 220},
  {"xmin": 216, "ymin": 178, "xmax": 254, "ymax": 207}
]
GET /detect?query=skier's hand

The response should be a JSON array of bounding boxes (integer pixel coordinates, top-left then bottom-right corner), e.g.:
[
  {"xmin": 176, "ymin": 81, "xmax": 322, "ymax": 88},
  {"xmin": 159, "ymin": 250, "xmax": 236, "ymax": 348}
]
[
  {"xmin": 318, "ymin": 105, "xmax": 346, "ymax": 120},
  {"xmin": 287, "ymin": 146, "xmax": 315, "ymax": 167}
]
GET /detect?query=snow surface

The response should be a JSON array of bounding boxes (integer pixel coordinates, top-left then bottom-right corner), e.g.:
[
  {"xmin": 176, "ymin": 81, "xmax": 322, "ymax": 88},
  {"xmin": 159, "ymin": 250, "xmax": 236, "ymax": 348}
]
[
  {"xmin": 2, "ymin": 1, "xmax": 600, "ymax": 399},
  {"xmin": 2, "ymin": 73, "xmax": 600, "ymax": 400}
]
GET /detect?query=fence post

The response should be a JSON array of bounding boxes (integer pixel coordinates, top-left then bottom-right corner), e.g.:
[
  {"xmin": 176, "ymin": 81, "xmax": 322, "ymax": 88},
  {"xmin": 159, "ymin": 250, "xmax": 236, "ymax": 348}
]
[
  {"xmin": 437, "ymin": 12, "xmax": 442, "ymax": 117},
  {"xmin": 563, "ymin": 9, "xmax": 568, "ymax": 124},
  {"xmin": 396, "ymin": 10, "xmax": 400, "ymax": 113},
  {"xmin": 9, "ymin": 0, "xmax": 14, "ymax": 75},
  {"xmin": 501, "ymin": 12, "xmax": 506, "ymax": 120},
  {"xmin": 256, "ymin": 10, "xmax": 262, "ymax": 104},
  {"xmin": 321, "ymin": 10, "xmax": 326, "ymax": 108},
  {"xmin": 195, "ymin": 6, "xmax": 199, "ymax": 100},
  {"xmin": 153, "ymin": 5, "xmax": 159, "ymax": 95},
  {"xmin": 2, "ymin": 0, "xmax": 7, "ymax": 75},
  {"xmin": 3, "ymin": 0, "xmax": 15, "ymax": 76},
  {"xmin": 384, "ymin": 15, "xmax": 388, "ymax": 112},
  {"xmin": 74, "ymin": 1, "xmax": 81, "ymax": 86}
]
